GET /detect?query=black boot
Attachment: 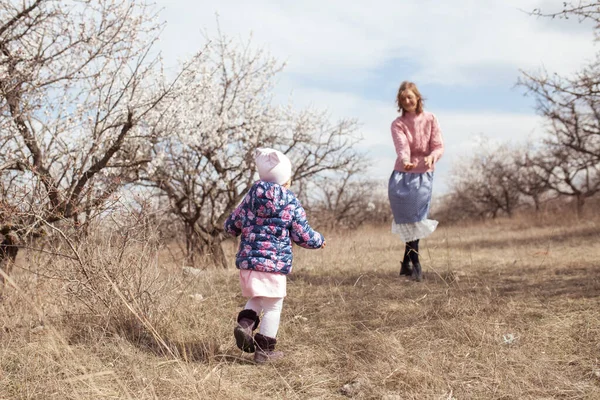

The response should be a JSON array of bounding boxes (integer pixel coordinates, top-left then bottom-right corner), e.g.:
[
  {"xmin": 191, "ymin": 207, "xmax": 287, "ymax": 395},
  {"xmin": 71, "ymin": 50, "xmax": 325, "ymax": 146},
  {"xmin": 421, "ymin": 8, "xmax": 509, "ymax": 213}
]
[
  {"xmin": 411, "ymin": 263, "xmax": 423, "ymax": 282},
  {"xmin": 399, "ymin": 262, "xmax": 412, "ymax": 276},
  {"xmin": 234, "ymin": 309, "xmax": 260, "ymax": 353},
  {"xmin": 402, "ymin": 241, "xmax": 419, "ymax": 277},
  {"xmin": 254, "ymin": 333, "xmax": 284, "ymax": 364}
]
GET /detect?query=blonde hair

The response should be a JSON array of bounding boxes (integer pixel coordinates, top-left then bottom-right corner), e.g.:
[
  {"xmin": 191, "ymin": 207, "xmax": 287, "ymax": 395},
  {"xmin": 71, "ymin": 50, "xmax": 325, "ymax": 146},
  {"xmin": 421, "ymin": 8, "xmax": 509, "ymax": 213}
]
[{"xmin": 396, "ymin": 81, "xmax": 424, "ymax": 115}]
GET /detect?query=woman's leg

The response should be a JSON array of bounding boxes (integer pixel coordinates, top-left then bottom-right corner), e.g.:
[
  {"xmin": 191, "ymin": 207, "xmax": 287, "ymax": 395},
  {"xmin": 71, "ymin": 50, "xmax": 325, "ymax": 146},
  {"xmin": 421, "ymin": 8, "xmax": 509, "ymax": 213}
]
[
  {"xmin": 406, "ymin": 240, "xmax": 420, "ymax": 265},
  {"xmin": 403, "ymin": 244, "xmax": 411, "ymax": 265},
  {"xmin": 407, "ymin": 240, "xmax": 422, "ymax": 281},
  {"xmin": 400, "ymin": 244, "xmax": 412, "ymax": 275}
]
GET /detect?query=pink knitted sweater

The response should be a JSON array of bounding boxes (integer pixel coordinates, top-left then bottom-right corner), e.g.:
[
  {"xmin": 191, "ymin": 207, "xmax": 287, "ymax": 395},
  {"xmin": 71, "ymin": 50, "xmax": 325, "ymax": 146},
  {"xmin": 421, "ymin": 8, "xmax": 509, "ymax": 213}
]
[{"xmin": 391, "ymin": 111, "xmax": 444, "ymax": 173}]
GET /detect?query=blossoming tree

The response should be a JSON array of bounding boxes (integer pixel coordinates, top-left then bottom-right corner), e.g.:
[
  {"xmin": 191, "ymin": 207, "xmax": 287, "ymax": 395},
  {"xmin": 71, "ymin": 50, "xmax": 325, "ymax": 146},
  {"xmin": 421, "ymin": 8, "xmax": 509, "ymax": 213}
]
[
  {"xmin": 143, "ymin": 32, "xmax": 364, "ymax": 267},
  {"xmin": 0, "ymin": 0, "xmax": 191, "ymax": 274}
]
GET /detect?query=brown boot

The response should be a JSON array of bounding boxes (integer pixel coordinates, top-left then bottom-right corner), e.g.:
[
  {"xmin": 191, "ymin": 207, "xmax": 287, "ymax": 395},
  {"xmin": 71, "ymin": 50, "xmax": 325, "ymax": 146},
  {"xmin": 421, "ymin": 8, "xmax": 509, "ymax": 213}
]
[
  {"xmin": 253, "ymin": 333, "xmax": 284, "ymax": 364},
  {"xmin": 399, "ymin": 262, "xmax": 412, "ymax": 276},
  {"xmin": 234, "ymin": 309, "xmax": 260, "ymax": 353}
]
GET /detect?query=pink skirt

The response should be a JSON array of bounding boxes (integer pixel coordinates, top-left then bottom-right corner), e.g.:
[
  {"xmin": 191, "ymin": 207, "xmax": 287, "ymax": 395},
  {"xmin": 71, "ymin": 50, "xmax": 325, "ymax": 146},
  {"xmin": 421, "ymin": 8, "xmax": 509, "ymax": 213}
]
[{"xmin": 239, "ymin": 270, "xmax": 287, "ymax": 298}]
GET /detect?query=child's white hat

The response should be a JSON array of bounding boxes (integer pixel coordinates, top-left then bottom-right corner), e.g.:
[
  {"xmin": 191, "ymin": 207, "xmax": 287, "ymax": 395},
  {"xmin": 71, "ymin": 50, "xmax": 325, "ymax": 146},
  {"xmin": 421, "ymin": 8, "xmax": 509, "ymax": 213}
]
[{"xmin": 254, "ymin": 147, "xmax": 292, "ymax": 185}]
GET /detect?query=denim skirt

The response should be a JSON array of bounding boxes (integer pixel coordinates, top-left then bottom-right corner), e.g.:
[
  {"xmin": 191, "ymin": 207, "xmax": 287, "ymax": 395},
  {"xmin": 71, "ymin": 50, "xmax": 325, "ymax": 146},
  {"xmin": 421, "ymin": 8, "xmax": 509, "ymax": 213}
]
[{"xmin": 388, "ymin": 170, "xmax": 438, "ymax": 242}]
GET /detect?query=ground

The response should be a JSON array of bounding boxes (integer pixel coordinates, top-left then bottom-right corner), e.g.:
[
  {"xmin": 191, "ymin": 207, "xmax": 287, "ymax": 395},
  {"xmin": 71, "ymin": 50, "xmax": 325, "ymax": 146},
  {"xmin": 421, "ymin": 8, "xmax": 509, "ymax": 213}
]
[{"xmin": 0, "ymin": 213, "xmax": 599, "ymax": 399}]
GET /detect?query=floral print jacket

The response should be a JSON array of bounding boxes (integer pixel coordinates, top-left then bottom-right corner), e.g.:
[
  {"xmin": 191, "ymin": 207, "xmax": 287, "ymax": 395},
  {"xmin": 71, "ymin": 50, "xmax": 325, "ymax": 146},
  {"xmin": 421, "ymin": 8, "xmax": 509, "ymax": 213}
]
[{"xmin": 224, "ymin": 181, "xmax": 325, "ymax": 275}]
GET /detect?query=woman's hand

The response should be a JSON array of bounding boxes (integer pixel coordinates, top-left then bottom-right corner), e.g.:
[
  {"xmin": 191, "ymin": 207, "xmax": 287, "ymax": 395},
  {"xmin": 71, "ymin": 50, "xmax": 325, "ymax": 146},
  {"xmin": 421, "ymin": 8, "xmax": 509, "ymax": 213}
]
[
  {"xmin": 424, "ymin": 156, "xmax": 434, "ymax": 168},
  {"xmin": 403, "ymin": 162, "xmax": 416, "ymax": 171}
]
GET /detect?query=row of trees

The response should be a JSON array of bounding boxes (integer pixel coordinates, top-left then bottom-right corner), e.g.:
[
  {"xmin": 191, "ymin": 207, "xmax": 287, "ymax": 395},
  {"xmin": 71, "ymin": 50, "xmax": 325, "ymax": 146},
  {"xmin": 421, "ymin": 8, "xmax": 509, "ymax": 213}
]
[
  {"xmin": 0, "ymin": 0, "xmax": 366, "ymax": 270},
  {"xmin": 302, "ymin": 1, "xmax": 600, "ymax": 226},
  {"xmin": 2, "ymin": 1, "xmax": 598, "ymax": 273},
  {"xmin": 435, "ymin": 1, "xmax": 600, "ymax": 221}
]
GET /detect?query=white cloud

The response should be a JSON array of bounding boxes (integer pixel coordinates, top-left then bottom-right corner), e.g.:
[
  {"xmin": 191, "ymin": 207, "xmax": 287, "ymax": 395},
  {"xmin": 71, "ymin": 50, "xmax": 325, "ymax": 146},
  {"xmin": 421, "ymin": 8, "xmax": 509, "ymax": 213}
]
[{"xmin": 155, "ymin": 0, "xmax": 597, "ymax": 85}]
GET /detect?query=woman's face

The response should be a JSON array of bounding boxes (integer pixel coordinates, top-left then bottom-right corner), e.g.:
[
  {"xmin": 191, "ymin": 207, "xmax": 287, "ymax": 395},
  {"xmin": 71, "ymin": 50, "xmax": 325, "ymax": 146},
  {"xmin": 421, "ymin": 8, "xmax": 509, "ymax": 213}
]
[{"xmin": 400, "ymin": 89, "xmax": 418, "ymax": 113}]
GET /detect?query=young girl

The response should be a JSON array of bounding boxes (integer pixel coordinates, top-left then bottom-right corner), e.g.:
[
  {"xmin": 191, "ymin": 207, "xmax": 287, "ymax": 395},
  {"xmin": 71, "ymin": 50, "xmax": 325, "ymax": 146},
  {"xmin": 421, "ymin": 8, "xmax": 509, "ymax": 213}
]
[
  {"xmin": 389, "ymin": 81, "xmax": 444, "ymax": 281},
  {"xmin": 224, "ymin": 147, "xmax": 325, "ymax": 363}
]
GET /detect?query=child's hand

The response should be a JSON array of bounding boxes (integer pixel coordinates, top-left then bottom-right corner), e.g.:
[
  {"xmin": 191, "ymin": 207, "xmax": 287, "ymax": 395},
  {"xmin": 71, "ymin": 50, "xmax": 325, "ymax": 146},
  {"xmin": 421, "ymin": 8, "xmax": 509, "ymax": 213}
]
[
  {"xmin": 403, "ymin": 162, "xmax": 415, "ymax": 171},
  {"xmin": 424, "ymin": 156, "xmax": 434, "ymax": 168},
  {"xmin": 321, "ymin": 240, "xmax": 326, "ymax": 249}
]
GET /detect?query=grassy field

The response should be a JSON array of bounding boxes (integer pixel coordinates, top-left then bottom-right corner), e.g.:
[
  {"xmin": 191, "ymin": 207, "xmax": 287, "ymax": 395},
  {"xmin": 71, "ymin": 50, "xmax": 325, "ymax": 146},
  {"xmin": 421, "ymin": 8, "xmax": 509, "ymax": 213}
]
[{"xmin": 1, "ymin": 212, "xmax": 599, "ymax": 399}]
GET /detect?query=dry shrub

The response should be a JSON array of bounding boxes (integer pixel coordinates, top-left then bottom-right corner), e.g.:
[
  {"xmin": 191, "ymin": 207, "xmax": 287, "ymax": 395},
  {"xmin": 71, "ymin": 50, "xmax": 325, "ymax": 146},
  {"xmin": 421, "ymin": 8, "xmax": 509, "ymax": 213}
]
[{"xmin": 15, "ymin": 210, "xmax": 205, "ymax": 358}]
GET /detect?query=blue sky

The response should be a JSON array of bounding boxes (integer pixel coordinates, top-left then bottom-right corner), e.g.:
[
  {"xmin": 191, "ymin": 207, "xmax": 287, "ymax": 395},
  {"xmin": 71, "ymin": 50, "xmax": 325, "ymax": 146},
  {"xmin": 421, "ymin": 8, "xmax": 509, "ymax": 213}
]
[{"xmin": 153, "ymin": 0, "xmax": 597, "ymax": 193}]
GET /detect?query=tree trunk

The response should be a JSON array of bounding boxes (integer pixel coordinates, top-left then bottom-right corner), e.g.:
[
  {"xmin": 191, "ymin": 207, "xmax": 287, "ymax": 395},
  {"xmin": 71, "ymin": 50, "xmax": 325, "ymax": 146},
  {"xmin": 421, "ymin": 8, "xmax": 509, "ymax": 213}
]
[
  {"xmin": 209, "ymin": 239, "xmax": 229, "ymax": 269},
  {"xmin": 183, "ymin": 221, "xmax": 229, "ymax": 269},
  {"xmin": 184, "ymin": 222, "xmax": 199, "ymax": 267},
  {"xmin": 575, "ymin": 194, "xmax": 585, "ymax": 219},
  {"xmin": 533, "ymin": 196, "xmax": 540, "ymax": 212},
  {"xmin": 0, "ymin": 232, "xmax": 19, "ymax": 285}
]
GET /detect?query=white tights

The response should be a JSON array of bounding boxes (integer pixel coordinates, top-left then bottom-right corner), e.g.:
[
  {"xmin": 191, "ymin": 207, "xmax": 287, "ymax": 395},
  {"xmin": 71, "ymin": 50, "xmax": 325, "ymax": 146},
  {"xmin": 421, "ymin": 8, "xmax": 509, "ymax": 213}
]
[{"xmin": 244, "ymin": 296, "xmax": 284, "ymax": 338}]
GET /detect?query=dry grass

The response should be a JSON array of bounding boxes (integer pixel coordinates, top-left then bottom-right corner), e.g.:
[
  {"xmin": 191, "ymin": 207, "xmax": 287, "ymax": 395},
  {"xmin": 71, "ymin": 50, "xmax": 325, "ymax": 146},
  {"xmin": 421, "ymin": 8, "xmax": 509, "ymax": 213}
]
[{"xmin": 1, "ymin": 212, "xmax": 599, "ymax": 399}]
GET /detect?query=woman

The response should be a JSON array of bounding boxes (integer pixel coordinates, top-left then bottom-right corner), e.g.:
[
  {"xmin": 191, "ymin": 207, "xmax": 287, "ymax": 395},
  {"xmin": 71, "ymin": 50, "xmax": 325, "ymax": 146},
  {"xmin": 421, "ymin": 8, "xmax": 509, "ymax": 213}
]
[{"xmin": 389, "ymin": 81, "xmax": 444, "ymax": 281}]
